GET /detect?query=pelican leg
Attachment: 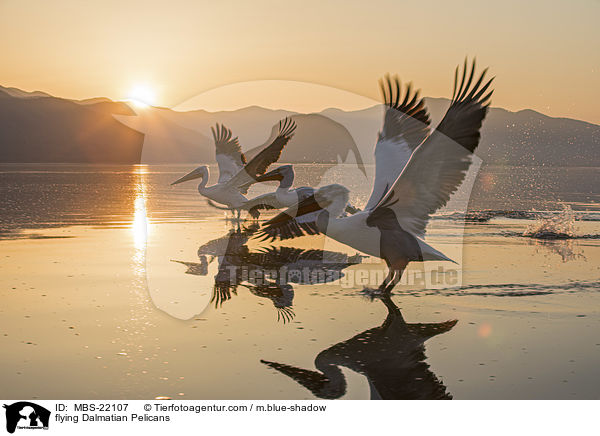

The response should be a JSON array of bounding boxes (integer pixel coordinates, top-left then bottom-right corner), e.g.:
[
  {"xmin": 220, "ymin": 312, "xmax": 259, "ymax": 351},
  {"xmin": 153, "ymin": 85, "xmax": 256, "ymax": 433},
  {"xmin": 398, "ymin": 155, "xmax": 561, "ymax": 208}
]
[
  {"xmin": 363, "ymin": 261, "xmax": 395, "ymax": 298},
  {"xmin": 377, "ymin": 267, "xmax": 395, "ymax": 293},
  {"xmin": 383, "ymin": 269, "xmax": 403, "ymax": 294},
  {"xmin": 383, "ymin": 259, "xmax": 409, "ymax": 294},
  {"xmin": 376, "ymin": 258, "xmax": 408, "ymax": 294}
]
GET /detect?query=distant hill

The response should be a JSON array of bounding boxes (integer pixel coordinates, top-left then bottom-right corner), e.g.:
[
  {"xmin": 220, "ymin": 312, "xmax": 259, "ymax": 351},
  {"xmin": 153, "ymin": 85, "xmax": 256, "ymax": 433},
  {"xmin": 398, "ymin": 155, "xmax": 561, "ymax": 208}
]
[
  {"xmin": 136, "ymin": 99, "xmax": 600, "ymax": 167},
  {"xmin": 424, "ymin": 98, "xmax": 600, "ymax": 167},
  {"xmin": 115, "ymin": 107, "xmax": 366, "ymax": 168},
  {"xmin": 0, "ymin": 89, "xmax": 143, "ymax": 163},
  {"xmin": 0, "ymin": 84, "xmax": 598, "ymax": 166},
  {"xmin": 0, "ymin": 85, "xmax": 52, "ymax": 99},
  {"xmin": 321, "ymin": 100, "xmax": 600, "ymax": 167}
]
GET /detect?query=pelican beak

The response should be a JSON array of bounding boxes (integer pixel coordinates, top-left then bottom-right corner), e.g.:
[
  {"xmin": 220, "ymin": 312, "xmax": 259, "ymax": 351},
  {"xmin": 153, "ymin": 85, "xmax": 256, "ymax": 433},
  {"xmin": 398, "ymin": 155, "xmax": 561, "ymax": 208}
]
[
  {"xmin": 255, "ymin": 168, "xmax": 283, "ymax": 183},
  {"xmin": 171, "ymin": 168, "xmax": 203, "ymax": 185}
]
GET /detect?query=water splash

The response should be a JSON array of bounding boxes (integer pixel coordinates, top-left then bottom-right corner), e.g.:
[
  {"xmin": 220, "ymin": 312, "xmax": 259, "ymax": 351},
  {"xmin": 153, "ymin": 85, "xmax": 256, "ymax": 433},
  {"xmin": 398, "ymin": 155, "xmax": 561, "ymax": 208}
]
[{"xmin": 523, "ymin": 204, "xmax": 577, "ymax": 239}]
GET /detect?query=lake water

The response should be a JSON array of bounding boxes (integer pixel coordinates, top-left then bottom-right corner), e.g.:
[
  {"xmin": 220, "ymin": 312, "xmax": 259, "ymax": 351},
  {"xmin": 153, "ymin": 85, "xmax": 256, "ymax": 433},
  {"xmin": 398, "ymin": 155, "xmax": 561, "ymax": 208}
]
[{"xmin": 1, "ymin": 163, "xmax": 599, "ymax": 399}]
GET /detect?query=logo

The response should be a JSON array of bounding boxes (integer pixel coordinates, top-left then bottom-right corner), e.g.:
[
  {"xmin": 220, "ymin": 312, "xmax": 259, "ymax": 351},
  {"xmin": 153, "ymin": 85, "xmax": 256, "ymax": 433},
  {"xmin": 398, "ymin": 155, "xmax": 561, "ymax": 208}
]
[{"xmin": 3, "ymin": 402, "xmax": 50, "ymax": 434}]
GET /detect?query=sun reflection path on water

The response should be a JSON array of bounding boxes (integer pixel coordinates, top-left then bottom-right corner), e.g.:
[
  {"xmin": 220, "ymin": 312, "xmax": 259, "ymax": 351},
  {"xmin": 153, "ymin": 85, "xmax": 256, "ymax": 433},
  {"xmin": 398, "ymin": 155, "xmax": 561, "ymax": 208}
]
[
  {"xmin": 117, "ymin": 165, "xmax": 169, "ymax": 396},
  {"xmin": 132, "ymin": 165, "xmax": 149, "ymax": 269}
]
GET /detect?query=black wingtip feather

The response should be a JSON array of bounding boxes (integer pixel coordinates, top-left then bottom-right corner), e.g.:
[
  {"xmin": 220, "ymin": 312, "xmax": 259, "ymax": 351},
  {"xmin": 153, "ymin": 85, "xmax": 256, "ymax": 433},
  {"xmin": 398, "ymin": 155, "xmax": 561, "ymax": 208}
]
[{"xmin": 377, "ymin": 74, "xmax": 431, "ymax": 147}]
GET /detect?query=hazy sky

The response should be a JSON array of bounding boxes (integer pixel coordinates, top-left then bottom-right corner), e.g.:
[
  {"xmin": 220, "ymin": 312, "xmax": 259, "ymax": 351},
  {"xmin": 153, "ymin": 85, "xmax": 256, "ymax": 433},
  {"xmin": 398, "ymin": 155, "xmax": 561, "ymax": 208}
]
[{"xmin": 1, "ymin": 0, "xmax": 598, "ymax": 122}]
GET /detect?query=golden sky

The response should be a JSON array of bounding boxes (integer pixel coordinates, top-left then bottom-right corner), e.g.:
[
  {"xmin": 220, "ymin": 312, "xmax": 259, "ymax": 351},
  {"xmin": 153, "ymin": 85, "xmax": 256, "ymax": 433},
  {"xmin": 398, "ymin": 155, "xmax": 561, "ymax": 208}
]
[{"xmin": 1, "ymin": 0, "xmax": 598, "ymax": 123}]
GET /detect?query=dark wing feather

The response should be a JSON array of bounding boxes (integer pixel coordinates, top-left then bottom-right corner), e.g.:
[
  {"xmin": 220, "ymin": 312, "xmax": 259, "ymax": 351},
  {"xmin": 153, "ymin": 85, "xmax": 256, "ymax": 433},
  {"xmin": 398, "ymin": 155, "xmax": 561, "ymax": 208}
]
[
  {"xmin": 364, "ymin": 77, "xmax": 431, "ymax": 210},
  {"xmin": 378, "ymin": 75, "xmax": 431, "ymax": 150},
  {"xmin": 256, "ymin": 216, "xmax": 321, "ymax": 242},
  {"xmin": 227, "ymin": 117, "xmax": 297, "ymax": 194},
  {"xmin": 256, "ymin": 189, "xmax": 334, "ymax": 241},
  {"xmin": 246, "ymin": 117, "xmax": 297, "ymax": 177},
  {"xmin": 370, "ymin": 58, "xmax": 494, "ymax": 236},
  {"xmin": 241, "ymin": 192, "xmax": 281, "ymax": 219},
  {"xmin": 212, "ymin": 123, "xmax": 247, "ymax": 163},
  {"xmin": 212, "ymin": 124, "xmax": 246, "ymax": 183}
]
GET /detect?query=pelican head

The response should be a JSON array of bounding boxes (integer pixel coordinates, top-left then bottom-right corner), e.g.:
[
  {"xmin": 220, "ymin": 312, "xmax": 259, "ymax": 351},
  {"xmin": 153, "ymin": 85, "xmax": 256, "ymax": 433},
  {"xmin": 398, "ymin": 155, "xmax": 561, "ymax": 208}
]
[
  {"xmin": 314, "ymin": 184, "xmax": 349, "ymax": 215},
  {"xmin": 171, "ymin": 165, "xmax": 208, "ymax": 186},
  {"xmin": 171, "ymin": 256, "xmax": 209, "ymax": 276},
  {"xmin": 260, "ymin": 357, "xmax": 346, "ymax": 399},
  {"xmin": 255, "ymin": 165, "xmax": 294, "ymax": 188}
]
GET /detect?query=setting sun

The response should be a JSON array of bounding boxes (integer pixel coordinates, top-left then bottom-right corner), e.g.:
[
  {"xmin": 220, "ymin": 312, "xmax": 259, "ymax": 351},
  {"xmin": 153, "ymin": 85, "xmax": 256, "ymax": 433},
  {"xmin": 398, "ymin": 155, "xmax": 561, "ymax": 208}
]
[{"xmin": 127, "ymin": 83, "xmax": 156, "ymax": 108}]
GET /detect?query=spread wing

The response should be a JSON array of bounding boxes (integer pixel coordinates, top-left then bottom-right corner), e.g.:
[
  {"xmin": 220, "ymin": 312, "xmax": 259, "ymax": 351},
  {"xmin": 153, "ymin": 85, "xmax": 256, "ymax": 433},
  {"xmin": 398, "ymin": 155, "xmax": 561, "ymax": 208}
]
[
  {"xmin": 257, "ymin": 213, "xmax": 323, "ymax": 242},
  {"xmin": 364, "ymin": 76, "xmax": 431, "ymax": 210},
  {"xmin": 256, "ymin": 185, "xmax": 348, "ymax": 241},
  {"xmin": 243, "ymin": 186, "xmax": 316, "ymax": 218},
  {"xmin": 256, "ymin": 194, "xmax": 326, "ymax": 241},
  {"xmin": 212, "ymin": 124, "xmax": 247, "ymax": 184},
  {"xmin": 369, "ymin": 59, "xmax": 494, "ymax": 236},
  {"xmin": 241, "ymin": 192, "xmax": 280, "ymax": 219},
  {"xmin": 227, "ymin": 117, "xmax": 297, "ymax": 194}
]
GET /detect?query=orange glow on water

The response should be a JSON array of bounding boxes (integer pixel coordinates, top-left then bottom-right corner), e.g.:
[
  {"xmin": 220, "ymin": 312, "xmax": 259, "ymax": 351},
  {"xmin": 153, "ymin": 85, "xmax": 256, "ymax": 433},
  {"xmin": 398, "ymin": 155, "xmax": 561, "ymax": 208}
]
[{"xmin": 478, "ymin": 323, "xmax": 492, "ymax": 338}]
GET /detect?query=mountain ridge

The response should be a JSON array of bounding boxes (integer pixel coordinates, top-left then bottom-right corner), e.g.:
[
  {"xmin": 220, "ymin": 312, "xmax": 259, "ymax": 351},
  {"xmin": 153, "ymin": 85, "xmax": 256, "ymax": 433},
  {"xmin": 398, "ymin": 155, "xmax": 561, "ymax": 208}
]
[{"xmin": 0, "ymin": 84, "xmax": 598, "ymax": 166}]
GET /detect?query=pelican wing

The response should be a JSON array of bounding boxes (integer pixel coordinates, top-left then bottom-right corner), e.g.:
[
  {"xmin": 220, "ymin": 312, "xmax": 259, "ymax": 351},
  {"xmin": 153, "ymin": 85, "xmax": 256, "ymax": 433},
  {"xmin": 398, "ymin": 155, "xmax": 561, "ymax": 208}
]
[
  {"xmin": 256, "ymin": 192, "xmax": 327, "ymax": 241},
  {"xmin": 364, "ymin": 76, "xmax": 431, "ymax": 210},
  {"xmin": 243, "ymin": 186, "xmax": 315, "ymax": 218},
  {"xmin": 369, "ymin": 59, "xmax": 494, "ymax": 236},
  {"xmin": 211, "ymin": 124, "xmax": 247, "ymax": 184},
  {"xmin": 197, "ymin": 227, "xmax": 253, "ymax": 257},
  {"xmin": 241, "ymin": 192, "xmax": 281, "ymax": 219},
  {"xmin": 248, "ymin": 246, "xmax": 339, "ymax": 264},
  {"xmin": 227, "ymin": 117, "xmax": 297, "ymax": 194},
  {"xmin": 243, "ymin": 246, "xmax": 308, "ymax": 266}
]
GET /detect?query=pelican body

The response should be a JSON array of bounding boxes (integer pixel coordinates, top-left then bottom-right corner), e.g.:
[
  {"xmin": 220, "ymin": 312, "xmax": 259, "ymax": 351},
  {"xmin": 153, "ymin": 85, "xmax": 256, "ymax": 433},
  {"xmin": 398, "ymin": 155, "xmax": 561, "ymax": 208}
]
[
  {"xmin": 172, "ymin": 165, "xmax": 248, "ymax": 210},
  {"xmin": 243, "ymin": 165, "xmax": 315, "ymax": 218}
]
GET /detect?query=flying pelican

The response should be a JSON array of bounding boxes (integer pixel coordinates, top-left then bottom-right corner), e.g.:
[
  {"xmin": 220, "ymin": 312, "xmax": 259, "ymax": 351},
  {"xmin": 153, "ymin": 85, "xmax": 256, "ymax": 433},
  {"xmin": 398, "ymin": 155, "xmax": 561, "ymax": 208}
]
[
  {"xmin": 367, "ymin": 73, "xmax": 432, "ymax": 210},
  {"xmin": 261, "ymin": 294, "xmax": 457, "ymax": 399},
  {"xmin": 171, "ymin": 117, "xmax": 297, "ymax": 219},
  {"xmin": 243, "ymin": 163, "xmax": 366, "ymax": 219},
  {"xmin": 240, "ymin": 165, "xmax": 315, "ymax": 218},
  {"xmin": 257, "ymin": 59, "xmax": 494, "ymax": 293}
]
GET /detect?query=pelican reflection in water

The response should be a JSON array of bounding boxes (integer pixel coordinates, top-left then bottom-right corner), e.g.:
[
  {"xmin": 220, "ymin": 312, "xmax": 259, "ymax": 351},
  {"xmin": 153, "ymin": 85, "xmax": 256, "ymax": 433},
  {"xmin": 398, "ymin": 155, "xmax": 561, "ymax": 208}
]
[
  {"xmin": 262, "ymin": 294, "xmax": 457, "ymax": 399},
  {"xmin": 172, "ymin": 225, "xmax": 364, "ymax": 322}
]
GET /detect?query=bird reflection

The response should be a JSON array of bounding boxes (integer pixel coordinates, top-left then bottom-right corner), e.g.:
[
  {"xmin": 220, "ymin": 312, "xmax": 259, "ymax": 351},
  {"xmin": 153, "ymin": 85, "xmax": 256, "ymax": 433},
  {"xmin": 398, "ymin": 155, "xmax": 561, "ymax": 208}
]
[
  {"xmin": 172, "ymin": 225, "xmax": 364, "ymax": 322},
  {"xmin": 172, "ymin": 258, "xmax": 209, "ymax": 276},
  {"xmin": 527, "ymin": 238, "xmax": 585, "ymax": 262},
  {"xmin": 261, "ymin": 294, "xmax": 457, "ymax": 399}
]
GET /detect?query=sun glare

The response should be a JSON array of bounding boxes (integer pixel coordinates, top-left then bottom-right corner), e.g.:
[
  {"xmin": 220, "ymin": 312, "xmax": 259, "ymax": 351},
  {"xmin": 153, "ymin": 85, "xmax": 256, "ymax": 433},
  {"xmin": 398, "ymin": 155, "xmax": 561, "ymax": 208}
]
[{"xmin": 127, "ymin": 84, "xmax": 156, "ymax": 108}]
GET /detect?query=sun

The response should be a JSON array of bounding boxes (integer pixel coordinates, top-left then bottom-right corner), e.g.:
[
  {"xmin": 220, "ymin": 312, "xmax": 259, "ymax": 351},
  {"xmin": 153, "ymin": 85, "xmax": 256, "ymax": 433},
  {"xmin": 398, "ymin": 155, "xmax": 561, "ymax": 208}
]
[{"xmin": 127, "ymin": 84, "xmax": 156, "ymax": 108}]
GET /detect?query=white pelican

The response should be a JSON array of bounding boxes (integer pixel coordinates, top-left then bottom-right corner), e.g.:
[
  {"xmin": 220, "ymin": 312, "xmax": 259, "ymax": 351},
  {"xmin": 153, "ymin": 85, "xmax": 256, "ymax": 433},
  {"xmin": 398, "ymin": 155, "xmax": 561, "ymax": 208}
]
[
  {"xmin": 258, "ymin": 59, "xmax": 494, "ymax": 293},
  {"xmin": 241, "ymin": 165, "xmax": 315, "ymax": 218},
  {"xmin": 261, "ymin": 294, "xmax": 457, "ymax": 399},
  {"xmin": 171, "ymin": 117, "xmax": 297, "ymax": 219},
  {"xmin": 243, "ymin": 164, "xmax": 364, "ymax": 219}
]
